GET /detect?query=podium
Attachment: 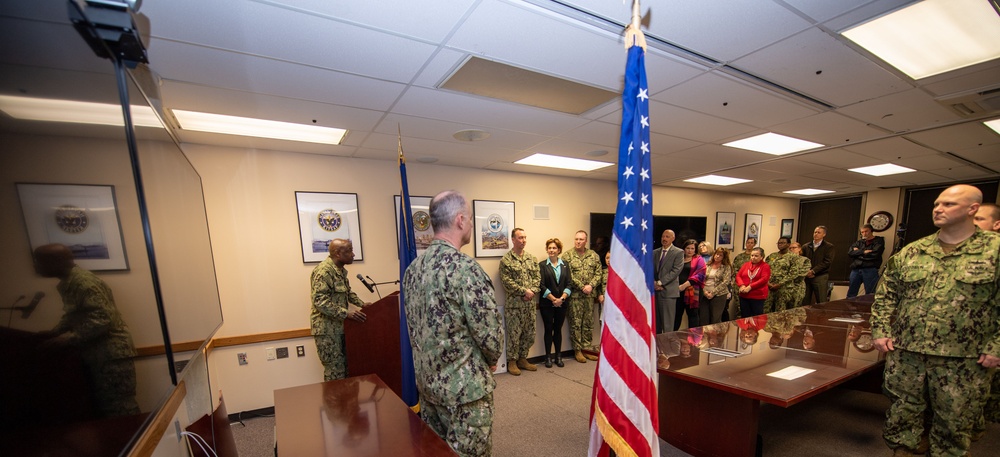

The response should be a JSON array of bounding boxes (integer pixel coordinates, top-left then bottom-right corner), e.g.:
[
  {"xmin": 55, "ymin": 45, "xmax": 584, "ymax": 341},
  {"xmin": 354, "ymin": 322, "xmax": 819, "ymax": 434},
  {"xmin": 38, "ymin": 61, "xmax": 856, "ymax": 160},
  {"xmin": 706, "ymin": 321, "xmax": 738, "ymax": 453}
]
[{"xmin": 344, "ymin": 291, "xmax": 404, "ymax": 398}]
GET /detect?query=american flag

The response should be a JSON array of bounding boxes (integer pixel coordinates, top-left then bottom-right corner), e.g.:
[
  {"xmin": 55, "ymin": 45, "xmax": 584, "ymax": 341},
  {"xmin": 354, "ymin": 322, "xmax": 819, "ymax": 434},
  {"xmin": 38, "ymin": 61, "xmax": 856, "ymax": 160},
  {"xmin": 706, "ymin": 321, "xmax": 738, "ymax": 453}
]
[{"xmin": 587, "ymin": 43, "xmax": 659, "ymax": 457}]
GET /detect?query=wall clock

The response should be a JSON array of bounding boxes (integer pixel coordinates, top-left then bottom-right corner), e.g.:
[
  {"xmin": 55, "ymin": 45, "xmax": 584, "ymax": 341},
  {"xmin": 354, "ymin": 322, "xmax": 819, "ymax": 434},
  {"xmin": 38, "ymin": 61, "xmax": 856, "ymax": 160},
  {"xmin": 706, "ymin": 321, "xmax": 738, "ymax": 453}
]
[{"xmin": 867, "ymin": 211, "xmax": 893, "ymax": 232}]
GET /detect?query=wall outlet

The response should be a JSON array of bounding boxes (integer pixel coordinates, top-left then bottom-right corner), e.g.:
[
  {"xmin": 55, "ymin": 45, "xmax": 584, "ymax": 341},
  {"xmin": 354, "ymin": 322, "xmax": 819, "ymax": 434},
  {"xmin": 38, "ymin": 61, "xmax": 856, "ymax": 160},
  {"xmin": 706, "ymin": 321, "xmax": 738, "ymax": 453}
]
[
  {"xmin": 276, "ymin": 347, "xmax": 289, "ymax": 359},
  {"xmin": 237, "ymin": 352, "xmax": 248, "ymax": 365},
  {"xmin": 296, "ymin": 345, "xmax": 305, "ymax": 357},
  {"xmin": 266, "ymin": 347, "xmax": 276, "ymax": 361}
]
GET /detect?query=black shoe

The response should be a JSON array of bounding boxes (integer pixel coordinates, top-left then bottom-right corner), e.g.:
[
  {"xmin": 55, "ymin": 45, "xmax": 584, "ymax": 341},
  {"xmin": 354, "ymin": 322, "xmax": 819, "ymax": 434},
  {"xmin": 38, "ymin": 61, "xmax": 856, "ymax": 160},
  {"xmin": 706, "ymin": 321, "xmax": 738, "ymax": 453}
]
[
  {"xmin": 555, "ymin": 356, "xmax": 565, "ymax": 367},
  {"xmin": 544, "ymin": 357, "xmax": 553, "ymax": 368}
]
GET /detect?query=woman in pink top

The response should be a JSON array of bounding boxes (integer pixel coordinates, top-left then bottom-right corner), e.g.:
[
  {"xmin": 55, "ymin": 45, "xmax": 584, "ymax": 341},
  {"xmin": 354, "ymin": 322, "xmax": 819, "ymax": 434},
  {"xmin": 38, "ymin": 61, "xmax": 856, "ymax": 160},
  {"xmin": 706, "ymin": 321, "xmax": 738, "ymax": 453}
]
[{"xmin": 736, "ymin": 247, "xmax": 771, "ymax": 317}]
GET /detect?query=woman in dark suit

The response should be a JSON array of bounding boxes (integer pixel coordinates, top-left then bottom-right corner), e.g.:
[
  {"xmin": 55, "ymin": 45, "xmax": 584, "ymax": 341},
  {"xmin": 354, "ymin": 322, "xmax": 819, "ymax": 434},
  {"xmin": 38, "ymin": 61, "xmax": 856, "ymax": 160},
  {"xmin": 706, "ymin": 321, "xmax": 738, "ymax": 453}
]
[{"xmin": 539, "ymin": 238, "xmax": 572, "ymax": 368}]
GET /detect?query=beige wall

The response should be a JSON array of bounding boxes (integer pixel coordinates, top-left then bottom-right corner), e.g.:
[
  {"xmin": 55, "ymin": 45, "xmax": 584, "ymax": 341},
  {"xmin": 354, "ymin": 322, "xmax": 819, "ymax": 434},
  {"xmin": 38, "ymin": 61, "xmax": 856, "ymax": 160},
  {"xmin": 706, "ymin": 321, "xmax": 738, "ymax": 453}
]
[{"xmin": 184, "ymin": 144, "xmax": 800, "ymax": 412}]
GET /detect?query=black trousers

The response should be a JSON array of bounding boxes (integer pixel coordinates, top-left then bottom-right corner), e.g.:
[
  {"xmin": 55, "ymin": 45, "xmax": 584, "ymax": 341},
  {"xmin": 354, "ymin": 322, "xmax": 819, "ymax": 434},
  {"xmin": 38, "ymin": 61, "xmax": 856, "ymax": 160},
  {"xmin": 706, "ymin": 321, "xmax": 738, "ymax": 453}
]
[{"xmin": 539, "ymin": 306, "xmax": 567, "ymax": 356}]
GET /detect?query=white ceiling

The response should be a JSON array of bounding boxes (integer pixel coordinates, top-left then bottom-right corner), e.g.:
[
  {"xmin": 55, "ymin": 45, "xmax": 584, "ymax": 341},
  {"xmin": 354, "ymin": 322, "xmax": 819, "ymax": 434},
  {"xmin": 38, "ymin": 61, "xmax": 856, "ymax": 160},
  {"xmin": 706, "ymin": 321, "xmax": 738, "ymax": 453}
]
[{"xmin": 2, "ymin": 0, "xmax": 999, "ymax": 198}]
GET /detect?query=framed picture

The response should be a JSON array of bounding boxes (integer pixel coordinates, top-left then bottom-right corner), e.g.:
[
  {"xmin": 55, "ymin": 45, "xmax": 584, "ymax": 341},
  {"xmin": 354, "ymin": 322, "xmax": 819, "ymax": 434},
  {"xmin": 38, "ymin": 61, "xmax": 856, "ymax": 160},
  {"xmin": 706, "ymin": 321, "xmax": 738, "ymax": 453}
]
[
  {"xmin": 16, "ymin": 183, "xmax": 129, "ymax": 271},
  {"xmin": 394, "ymin": 195, "xmax": 434, "ymax": 257},
  {"xmin": 715, "ymin": 212, "xmax": 736, "ymax": 250},
  {"xmin": 744, "ymin": 213, "xmax": 763, "ymax": 246},
  {"xmin": 473, "ymin": 200, "xmax": 514, "ymax": 258},
  {"xmin": 781, "ymin": 219, "xmax": 794, "ymax": 239},
  {"xmin": 295, "ymin": 192, "xmax": 363, "ymax": 263}
]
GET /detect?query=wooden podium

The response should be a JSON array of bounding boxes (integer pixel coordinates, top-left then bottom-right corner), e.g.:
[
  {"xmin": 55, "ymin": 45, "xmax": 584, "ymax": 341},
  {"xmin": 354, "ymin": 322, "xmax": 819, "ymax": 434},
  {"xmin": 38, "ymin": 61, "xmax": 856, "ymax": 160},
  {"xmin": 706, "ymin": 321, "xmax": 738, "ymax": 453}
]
[{"xmin": 344, "ymin": 291, "xmax": 403, "ymax": 398}]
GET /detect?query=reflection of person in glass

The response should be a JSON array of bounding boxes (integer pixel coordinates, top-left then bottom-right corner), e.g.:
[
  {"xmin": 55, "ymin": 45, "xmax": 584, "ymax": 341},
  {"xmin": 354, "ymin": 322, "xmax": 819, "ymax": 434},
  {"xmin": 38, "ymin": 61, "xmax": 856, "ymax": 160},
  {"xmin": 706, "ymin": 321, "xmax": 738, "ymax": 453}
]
[
  {"xmin": 34, "ymin": 243, "xmax": 140, "ymax": 417},
  {"xmin": 321, "ymin": 377, "xmax": 369, "ymax": 448},
  {"xmin": 764, "ymin": 307, "xmax": 807, "ymax": 349},
  {"xmin": 736, "ymin": 314, "xmax": 767, "ymax": 350}
]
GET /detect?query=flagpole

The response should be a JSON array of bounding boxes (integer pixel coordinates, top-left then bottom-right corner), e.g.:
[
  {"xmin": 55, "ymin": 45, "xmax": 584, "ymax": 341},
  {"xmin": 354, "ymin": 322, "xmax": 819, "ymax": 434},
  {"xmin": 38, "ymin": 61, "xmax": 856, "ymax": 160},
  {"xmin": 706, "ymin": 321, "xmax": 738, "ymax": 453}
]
[{"xmin": 588, "ymin": 0, "xmax": 659, "ymax": 456}]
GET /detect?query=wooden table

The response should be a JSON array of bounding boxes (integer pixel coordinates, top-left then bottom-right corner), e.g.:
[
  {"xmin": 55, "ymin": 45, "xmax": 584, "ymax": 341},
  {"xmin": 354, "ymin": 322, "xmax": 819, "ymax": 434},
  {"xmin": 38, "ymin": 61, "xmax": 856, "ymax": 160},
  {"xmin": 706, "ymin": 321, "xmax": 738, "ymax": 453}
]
[
  {"xmin": 274, "ymin": 374, "xmax": 455, "ymax": 456},
  {"xmin": 656, "ymin": 296, "xmax": 883, "ymax": 457}
]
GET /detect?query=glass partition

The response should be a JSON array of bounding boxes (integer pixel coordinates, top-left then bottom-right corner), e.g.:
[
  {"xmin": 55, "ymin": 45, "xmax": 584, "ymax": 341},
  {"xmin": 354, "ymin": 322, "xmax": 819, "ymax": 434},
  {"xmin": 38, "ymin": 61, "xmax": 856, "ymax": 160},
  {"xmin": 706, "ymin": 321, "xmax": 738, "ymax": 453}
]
[{"xmin": 0, "ymin": 2, "xmax": 223, "ymax": 455}]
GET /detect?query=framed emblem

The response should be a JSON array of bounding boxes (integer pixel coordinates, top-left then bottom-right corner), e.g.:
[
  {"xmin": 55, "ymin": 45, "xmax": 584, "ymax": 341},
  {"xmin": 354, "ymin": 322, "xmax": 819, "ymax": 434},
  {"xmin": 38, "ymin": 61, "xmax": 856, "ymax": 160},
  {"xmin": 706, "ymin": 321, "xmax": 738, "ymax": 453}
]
[
  {"xmin": 473, "ymin": 200, "xmax": 514, "ymax": 258},
  {"xmin": 394, "ymin": 195, "xmax": 434, "ymax": 257},
  {"xmin": 744, "ymin": 213, "xmax": 763, "ymax": 247},
  {"xmin": 16, "ymin": 183, "xmax": 128, "ymax": 271},
  {"xmin": 295, "ymin": 191, "xmax": 363, "ymax": 263}
]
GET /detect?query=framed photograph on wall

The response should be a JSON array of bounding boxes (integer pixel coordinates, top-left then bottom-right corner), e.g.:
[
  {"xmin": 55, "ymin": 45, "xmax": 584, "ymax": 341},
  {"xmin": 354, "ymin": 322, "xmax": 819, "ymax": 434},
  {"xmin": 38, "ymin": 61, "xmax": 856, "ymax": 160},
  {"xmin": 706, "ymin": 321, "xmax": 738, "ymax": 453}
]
[
  {"xmin": 16, "ymin": 183, "xmax": 129, "ymax": 271},
  {"xmin": 473, "ymin": 200, "xmax": 514, "ymax": 258},
  {"xmin": 781, "ymin": 219, "xmax": 794, "ymax": 239},
  {"xmin": 394, "ymin": 195, "xmax": 434, "ymax": 257},
  {"xmin": 715, "ymin": 212, "xmax": 736, "ymax": 250},
  {"xmin": 744, "ymin": 213, "xmax": 763, "ymax": 246},
  {"xmin": 295, "ymin": 191, "xmax": 363, "ymax": 263}
]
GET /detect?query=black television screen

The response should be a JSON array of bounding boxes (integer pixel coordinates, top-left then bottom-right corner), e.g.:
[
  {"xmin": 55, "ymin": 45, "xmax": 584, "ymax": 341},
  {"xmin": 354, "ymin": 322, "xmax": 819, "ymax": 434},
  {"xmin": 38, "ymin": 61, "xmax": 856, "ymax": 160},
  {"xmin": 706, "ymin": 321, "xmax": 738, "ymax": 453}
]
[{"xmin": 589, "ymin": 213, "xmax": 707, "ymax": 251}]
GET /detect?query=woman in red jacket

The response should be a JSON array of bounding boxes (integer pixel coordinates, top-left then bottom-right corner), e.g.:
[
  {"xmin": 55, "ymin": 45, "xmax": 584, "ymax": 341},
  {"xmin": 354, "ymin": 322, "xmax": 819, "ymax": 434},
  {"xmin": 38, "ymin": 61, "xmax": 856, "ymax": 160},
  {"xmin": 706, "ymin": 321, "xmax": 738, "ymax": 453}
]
[{"xmin": 736, "ymin": 247, "xmax": 770, "ymax": 317}]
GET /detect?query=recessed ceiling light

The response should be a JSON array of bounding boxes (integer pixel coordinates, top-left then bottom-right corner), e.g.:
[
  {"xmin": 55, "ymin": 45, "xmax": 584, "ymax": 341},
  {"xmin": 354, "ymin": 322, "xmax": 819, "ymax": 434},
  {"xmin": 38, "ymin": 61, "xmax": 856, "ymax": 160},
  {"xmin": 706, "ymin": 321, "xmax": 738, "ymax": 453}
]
[
  {"xmin": 783, "ymin": 188, "xmax": 835, "ymax": 196},
  {"xmin": 841, "ymin": 0, "xmax": 1000, "ymax": 79},
  {"xmin": 514, "ymin": 153, "xmax": 612, "ymax": 171},
  {"xmin": 0, "ymin": 95, "xmax": 162, "ymax": 128},
  {"xmin": 683, "ymin": 175, "xmax": 752, "ymax": 186},
  {"xmin": 453, "ymin": 129, "xmax": 491, "ymax": 142},
  {"xmin": 849, "ymin": 163, "xmax": 916, "ymax": 176},
  {"xmin": 416, "ymin": 156, "xmax": 438, "ymax": 164},
  {"xmin": 172, "ymin": 110, "xmax": 347, "ymax": 145},
  {"xmin": 723, "ymin": 132, "xmax": 823, "ymax": 155},
  {"xmin": 985, "ymin": 118, "xmax": 1000, "ymax": 136},
  {"xmin": 585, "ymin": 149, "xmax": 609, "ymax": 157}
]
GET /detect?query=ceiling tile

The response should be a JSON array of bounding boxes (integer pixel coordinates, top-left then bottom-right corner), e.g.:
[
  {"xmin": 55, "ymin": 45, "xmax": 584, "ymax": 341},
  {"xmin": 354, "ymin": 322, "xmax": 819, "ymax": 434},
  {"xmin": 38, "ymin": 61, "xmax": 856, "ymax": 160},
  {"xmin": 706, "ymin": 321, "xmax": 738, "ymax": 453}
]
[
  {"xmin": 641, "ymin": 101, "xmax": 756, "ymax": 143},
  {"xmin": 656, "ymin": 72, "xmax": 819, "ymax": 128},
  {"xmin": 842, "ymin": 137, "xmax": 938, "ymax": 160},
  {"xmin": 374, "ymin": 113, "xmax": 548, "ymax": 151},
  {"xmin": 835, "ymin": 88, "xmax": 962, "ymax": 134},
  {"xmin": 769, "ymin": 111, "xmax": 886, "ymax": 146},
  {"xmin": 732, "ymin": 27, "xmax": 909, "ymax": 107}
]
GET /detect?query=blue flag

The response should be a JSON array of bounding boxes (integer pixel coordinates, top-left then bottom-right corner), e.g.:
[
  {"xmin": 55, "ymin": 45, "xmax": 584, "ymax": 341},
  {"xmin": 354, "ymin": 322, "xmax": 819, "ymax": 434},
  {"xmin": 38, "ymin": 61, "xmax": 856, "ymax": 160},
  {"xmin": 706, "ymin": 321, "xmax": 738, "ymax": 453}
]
[{"xmin": 397, "ymin": 148, "xmax": 419, "ymax": 410}]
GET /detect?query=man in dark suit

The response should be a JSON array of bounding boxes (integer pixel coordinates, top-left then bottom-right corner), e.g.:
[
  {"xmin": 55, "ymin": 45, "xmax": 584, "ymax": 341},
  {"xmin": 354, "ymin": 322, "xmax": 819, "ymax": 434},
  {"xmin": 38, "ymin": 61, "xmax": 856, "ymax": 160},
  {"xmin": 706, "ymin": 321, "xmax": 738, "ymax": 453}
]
[
  {"xmin": 653, "ymin": 230, "xmax": 684, "ymax": 334},
  {"xmin": 801, "ymin": 225, "xmax": 835, "ymax": 305}
]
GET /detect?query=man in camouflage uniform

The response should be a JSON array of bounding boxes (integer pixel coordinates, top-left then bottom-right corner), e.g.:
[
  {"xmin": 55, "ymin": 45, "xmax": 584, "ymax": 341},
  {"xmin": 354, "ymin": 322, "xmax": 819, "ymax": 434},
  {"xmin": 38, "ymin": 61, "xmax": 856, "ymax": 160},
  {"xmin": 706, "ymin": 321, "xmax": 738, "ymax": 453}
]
[
  {"xmin": 873, "ymin": 184, "xmax": 1000, "ymax": 456},
  {"xmin": 34, "ymin": 244, "xmax": 140, "ymax": 417},
  {"xmin": 730, "ymin": 237, "xmax": 757, "ymax": 318},
  {"xmin": 973, "ymin": 202, "xmax": 1000, "ymax": 438},
  {"xmin": 786, "ymin": 242, "xmax": 811, "ymax": 309},
  {"xmin": 561, "ymin": 230, "xmax": 603, "ymax": 363},
  {"xmin": 310, "ymin": 238, "xmax": 368, "ymax": 381},
  {"xmin": 499, "ymin": 227, "xmax": 540, "ymax": 376},
  {"xmin": 764, "ymin": 237, "xmax": 810, "ymax": 313},
  {"xmin": 403, "ymin": 190, "xmax": 503, "ymax": 457}
]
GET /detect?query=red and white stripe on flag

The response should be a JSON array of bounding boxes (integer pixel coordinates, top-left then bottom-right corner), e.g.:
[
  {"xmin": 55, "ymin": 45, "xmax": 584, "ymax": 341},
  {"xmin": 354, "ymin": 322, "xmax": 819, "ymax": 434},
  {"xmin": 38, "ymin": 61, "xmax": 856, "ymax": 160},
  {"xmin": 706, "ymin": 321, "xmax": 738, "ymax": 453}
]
[{"xmin": 587, "ymin": 41, "xmax": 660, "ymax": 457}]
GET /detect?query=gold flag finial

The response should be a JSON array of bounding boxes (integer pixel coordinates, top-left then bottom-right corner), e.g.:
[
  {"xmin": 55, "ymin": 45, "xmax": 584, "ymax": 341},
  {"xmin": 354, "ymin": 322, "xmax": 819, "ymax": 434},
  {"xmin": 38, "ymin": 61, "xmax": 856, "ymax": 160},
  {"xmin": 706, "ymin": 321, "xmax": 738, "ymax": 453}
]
[
  {"xmin": 623, "ymin": 0, "xmax": 647, "ymax": 51},
  {"xmin": 397, "ymin": 123, "xmax": 405, "ymax": 163}
]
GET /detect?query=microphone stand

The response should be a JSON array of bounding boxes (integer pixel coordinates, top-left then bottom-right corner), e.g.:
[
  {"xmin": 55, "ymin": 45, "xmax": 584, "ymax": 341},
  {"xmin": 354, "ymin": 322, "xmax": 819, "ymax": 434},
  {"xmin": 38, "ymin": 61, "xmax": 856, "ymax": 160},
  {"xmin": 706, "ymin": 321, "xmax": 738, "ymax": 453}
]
[{"xmin": 369, "ymin": 279, "xmax": 400, "ymax": 301}]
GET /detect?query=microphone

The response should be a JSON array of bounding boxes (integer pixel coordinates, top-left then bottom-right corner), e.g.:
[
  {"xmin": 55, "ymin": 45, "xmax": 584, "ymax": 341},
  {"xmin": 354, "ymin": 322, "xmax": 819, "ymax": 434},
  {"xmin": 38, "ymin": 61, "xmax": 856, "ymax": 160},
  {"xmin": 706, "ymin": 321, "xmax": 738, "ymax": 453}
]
[
  {"xmin": 22, "ymin": 292, "xmax": 44, "ymax": 319},
  {"xmin": 356, "ymin": 274, "xmax": 375, "ymax": 293}
]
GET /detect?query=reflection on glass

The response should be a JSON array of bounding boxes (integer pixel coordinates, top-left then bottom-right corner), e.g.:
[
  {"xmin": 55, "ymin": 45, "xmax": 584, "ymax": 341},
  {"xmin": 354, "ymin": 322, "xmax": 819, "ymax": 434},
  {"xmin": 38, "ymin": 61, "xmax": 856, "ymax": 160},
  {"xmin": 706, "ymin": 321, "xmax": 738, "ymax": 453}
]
[
  {"xmin": 34, "ymin": 243, "xmax": 140, "ymax": 417},
  {"xmin": 1, "ymin": 1, "xmax": 222, "ymax": 455}
]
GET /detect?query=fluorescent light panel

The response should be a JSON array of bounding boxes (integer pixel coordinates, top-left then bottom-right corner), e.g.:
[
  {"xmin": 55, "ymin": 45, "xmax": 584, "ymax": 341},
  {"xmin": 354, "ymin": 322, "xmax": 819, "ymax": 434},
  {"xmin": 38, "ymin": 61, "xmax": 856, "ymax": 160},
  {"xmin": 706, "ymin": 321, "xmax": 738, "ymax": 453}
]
[
  {"xmin": 784, "ymin": 188, "xmax": 834, "ymax": 196},
  {"xmin": 985, "ymin": 119, "xmax": 1000, "ymax": 136},
  {"xmin": 0, "ymin": 95, "xmax": 162, "ymax": 128},
  {"xmin": 514, "ymin": 153, "xmax": 612, "ymax": 171},
  {"xmin": 841, "ymin": 0, "xmax": 1000, "ymax": 79},
  {"xmin": 849, "ymin": 163, "xmax": 915, "ymax": 176},
  {"xmin": 684, "ymin": 175, "xmax": 752, "ymax": 186},
  {"xmin": 723, "ymin": 132, "xmax": 823, "ymax": 155},
  {"xmin": 172, "ymin": 110, "xmax": 347, "ymax": 145}
]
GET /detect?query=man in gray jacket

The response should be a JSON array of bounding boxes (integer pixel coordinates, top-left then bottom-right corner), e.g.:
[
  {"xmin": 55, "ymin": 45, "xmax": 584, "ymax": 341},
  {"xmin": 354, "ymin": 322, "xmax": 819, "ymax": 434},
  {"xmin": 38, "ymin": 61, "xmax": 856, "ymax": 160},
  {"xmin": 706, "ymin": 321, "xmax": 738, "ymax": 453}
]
[{"xmin": 652, "ymin": 230, "xmax": 684, "ymax": 334}]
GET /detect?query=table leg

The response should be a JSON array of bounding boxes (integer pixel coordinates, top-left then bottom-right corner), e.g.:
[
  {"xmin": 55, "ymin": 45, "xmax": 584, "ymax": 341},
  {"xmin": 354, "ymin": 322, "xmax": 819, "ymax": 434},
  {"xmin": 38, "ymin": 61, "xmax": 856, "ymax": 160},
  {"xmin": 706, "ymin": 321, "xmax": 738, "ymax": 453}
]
[{"xmin": 658, "ymin": 374, "xmax": 760, "ymax": 457}]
